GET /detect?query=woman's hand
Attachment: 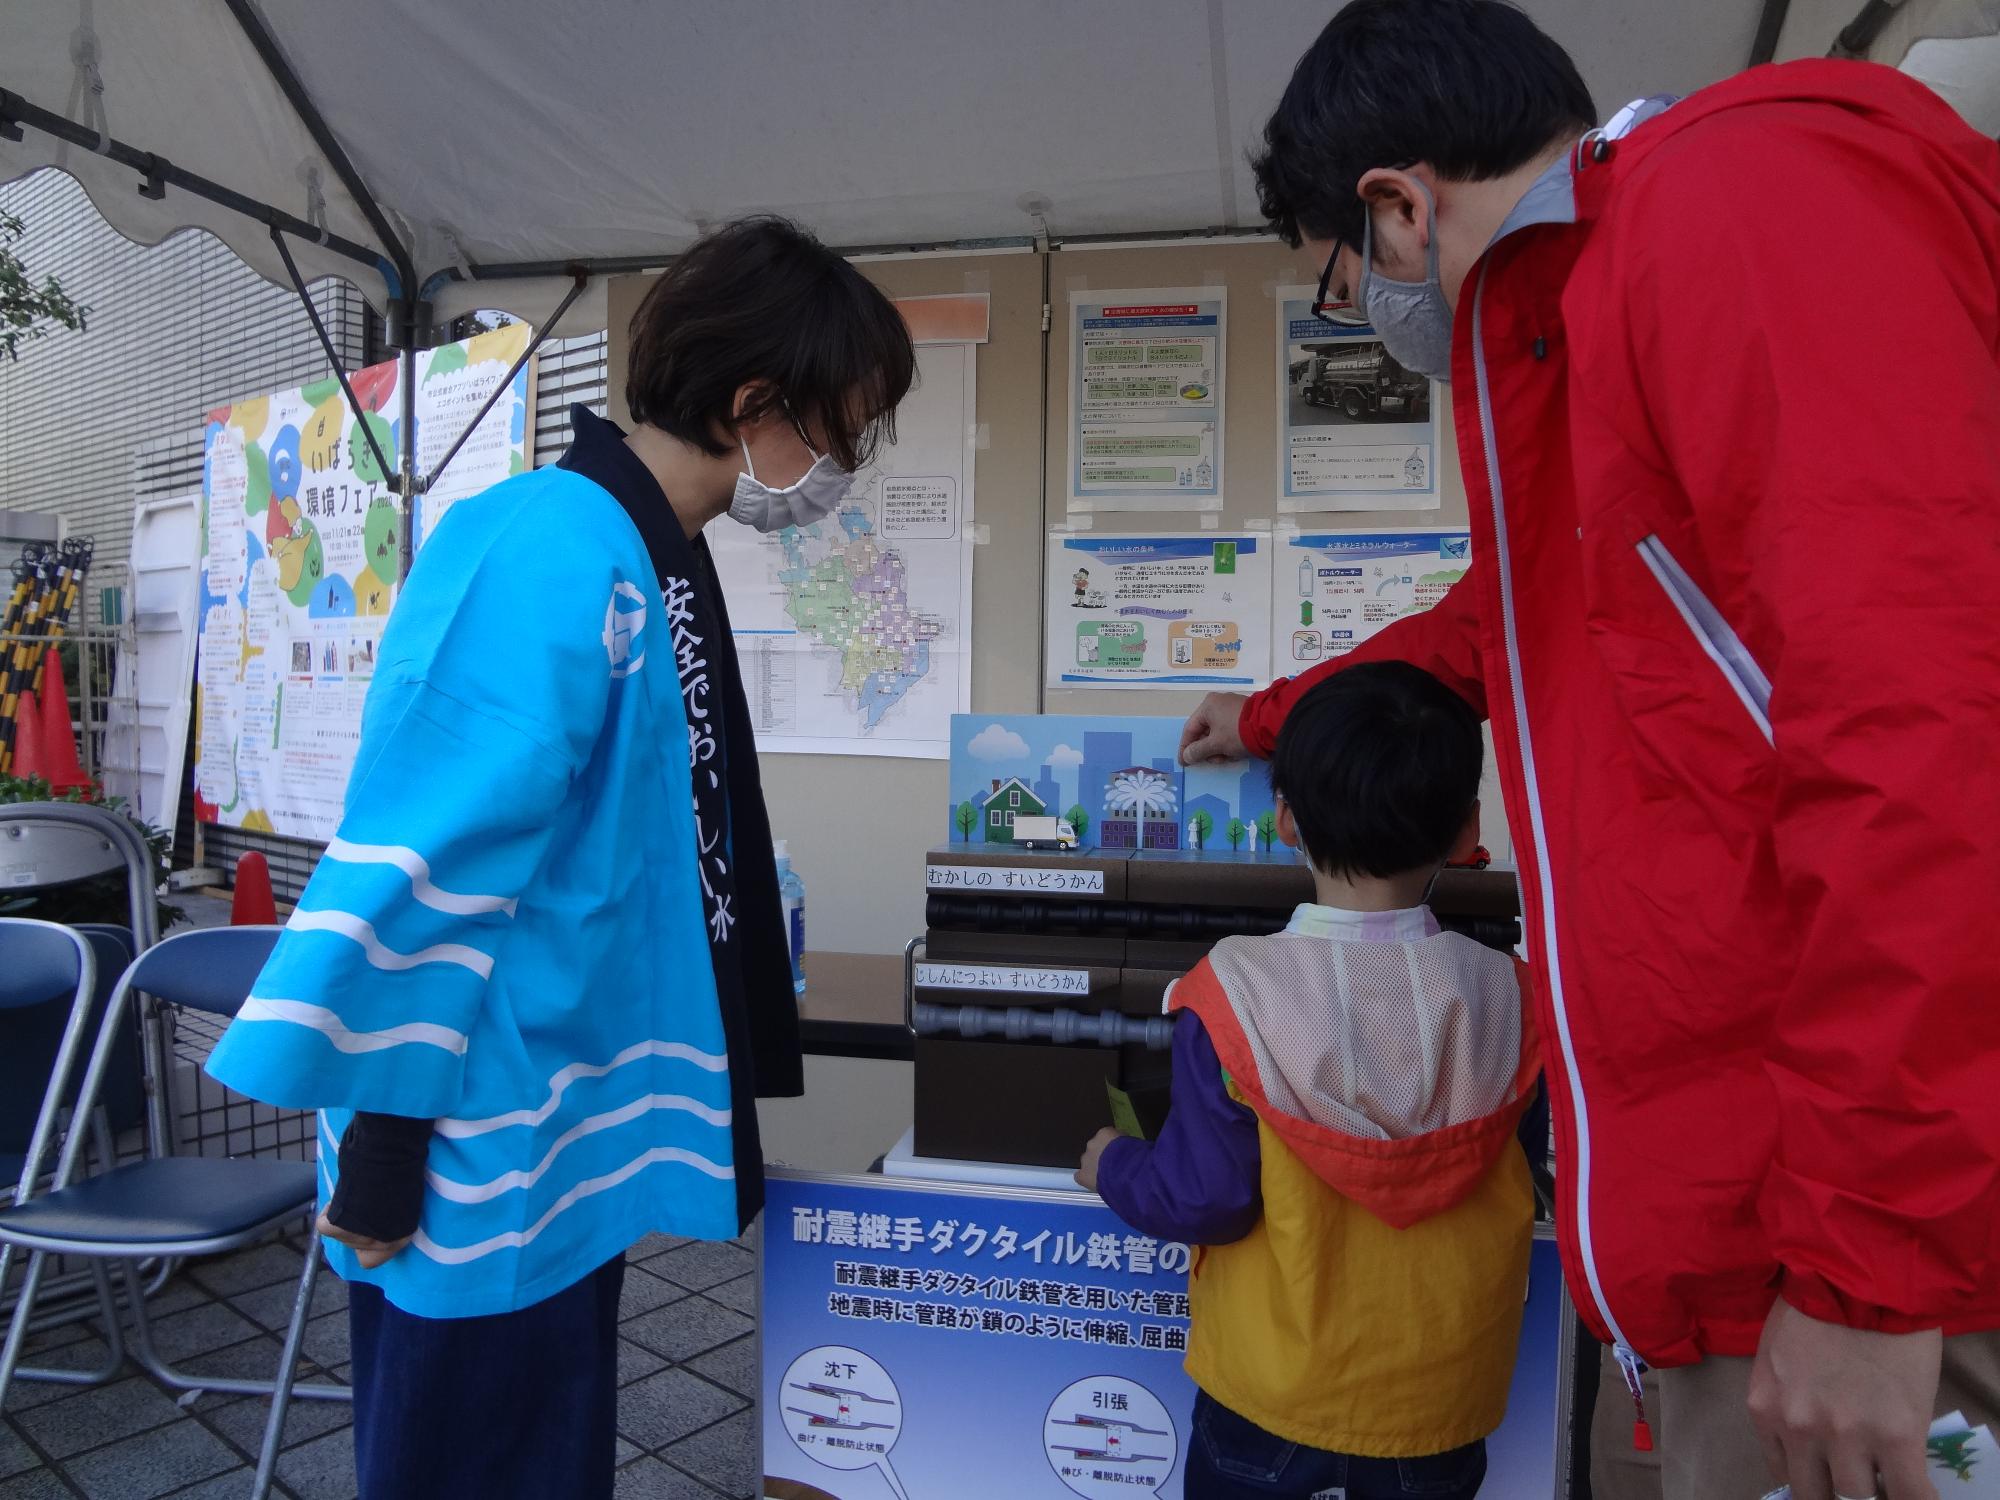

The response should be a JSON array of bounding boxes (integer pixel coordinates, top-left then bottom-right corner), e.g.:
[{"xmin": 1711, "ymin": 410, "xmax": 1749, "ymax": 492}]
[{"xmin": 316, "ymin": 1211, "xmax": 412, "ymax": 1270}]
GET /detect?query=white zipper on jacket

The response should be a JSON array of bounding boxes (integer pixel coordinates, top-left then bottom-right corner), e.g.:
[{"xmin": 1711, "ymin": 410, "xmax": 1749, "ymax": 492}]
[
  {"xmin": 1636, "ymin": 534, "xmax": 1774, "ymax": 745},
  {"xmin": 1470, "ymin": 260, "xmax": 1649, "ymax": 1419}
]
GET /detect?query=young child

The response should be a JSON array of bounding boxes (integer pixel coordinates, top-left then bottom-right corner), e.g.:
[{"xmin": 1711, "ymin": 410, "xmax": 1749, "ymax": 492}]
[{"xmin": 1078, "ymin": 661, "xmax": 1536, "ymax": 1500}]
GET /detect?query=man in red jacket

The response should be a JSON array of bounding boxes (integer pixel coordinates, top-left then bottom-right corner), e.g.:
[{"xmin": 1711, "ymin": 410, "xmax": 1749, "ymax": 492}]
[{"xmin": 1184, "ymin": 4, "xmax": 2000, "ymax": 1497}]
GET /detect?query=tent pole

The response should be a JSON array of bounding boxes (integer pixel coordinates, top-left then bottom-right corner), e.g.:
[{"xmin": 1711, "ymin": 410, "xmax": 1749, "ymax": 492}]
[
  {"xmin": 0, "ymin": 89, "xmax": 390, "ymax": 279},
  {"xmin": 218, "ymin": 0, "xmax": 415, "ymax": 296},
  {"xmin": 1748, "ymin": 0, "xmax": 1794, "ymax": 64},
  {"xmin": 398, "ymin": 346, "xmax": 418, "ymax": 583},
  {"xmin": 269, "ymin": 228, "xmax": 397, "ymax": 489},
  {"xmin": 422, "ymin": 277, "xmax": 589, "ymax": 497}
]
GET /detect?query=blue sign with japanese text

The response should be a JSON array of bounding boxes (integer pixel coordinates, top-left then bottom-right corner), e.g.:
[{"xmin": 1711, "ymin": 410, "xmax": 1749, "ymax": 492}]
[{"xmin": 761, "ymin": 1171, "xmax": 1568, "ymax": 1498}]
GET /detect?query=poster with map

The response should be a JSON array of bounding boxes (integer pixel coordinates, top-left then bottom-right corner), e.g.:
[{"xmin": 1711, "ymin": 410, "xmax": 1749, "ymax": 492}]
[
  {"xmin": 706, "ymin": 340, "xmax": 976, "ymax": 759},
  {"xmin": 193, "ymin": 327, "xmax": 535, "ymax": 839}
]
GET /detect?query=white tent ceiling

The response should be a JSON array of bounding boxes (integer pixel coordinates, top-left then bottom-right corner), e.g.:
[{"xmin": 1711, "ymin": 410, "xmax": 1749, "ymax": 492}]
[{"xmin": 1, "ymin": 0, "xmax": 1990, "ymax": 335}]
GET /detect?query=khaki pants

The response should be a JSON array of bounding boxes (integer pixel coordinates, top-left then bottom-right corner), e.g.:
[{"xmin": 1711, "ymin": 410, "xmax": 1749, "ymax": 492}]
[{"xmin": 1589, "ymin": 1332, "xmax": 2000, "ymax": 1500}]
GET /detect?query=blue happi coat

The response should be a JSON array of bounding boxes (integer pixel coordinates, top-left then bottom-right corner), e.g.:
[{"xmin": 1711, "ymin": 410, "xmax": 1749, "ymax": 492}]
[{"xmin": 206, "ymin": 467, "xmax": 743, "ymax": 1318}]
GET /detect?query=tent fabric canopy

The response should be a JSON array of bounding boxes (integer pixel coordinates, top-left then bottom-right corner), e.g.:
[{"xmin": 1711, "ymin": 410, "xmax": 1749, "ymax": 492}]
[{"xmin": 1, "ymin": 0, "xmax": 1986, "ymax": 335}]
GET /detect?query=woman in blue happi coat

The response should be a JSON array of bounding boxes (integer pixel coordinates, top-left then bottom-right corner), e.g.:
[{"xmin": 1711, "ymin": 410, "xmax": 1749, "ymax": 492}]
[{"xmin": 205, "ymin": 218, "xmax": 916, "ymax": 1499}]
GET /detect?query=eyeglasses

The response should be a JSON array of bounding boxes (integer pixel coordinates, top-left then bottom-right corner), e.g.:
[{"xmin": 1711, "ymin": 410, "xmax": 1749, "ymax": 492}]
[{"xmin": 1311, "ymin": 243, "xmax": 1347, "ymax": 327}]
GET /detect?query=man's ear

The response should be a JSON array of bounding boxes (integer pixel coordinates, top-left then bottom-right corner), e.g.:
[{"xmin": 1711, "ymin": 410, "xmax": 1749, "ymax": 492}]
[
  {"xmin": 1447, "ymin": 799, "xmax": 1482, "ymax": 864},
  {"xmin": 1355, "ymin": 166, "xmax": 1435, "ymax": 247}
]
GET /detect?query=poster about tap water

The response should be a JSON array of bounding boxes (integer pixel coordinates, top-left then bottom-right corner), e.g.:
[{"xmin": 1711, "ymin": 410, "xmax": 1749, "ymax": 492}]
[
  {"xmin": 1275, "ymin": 285, "xmax": 1440, "ymax": 514},
  {"xmin": 1068, "ymin": 289, "xmax": 1225, "ymax": 514},
  {"xmin": 1046, "ymin": 533, "xmax": 1272, "ymax": 690},
  {"xmin": 193, "ymin": 327, "xmax": 534, "ymax": 840},
  {"xmin": 1275, "ymin": 527, "xmax": 1472, "ymax": 677},
  {"xmin": 761, "ymin": 1171, "xmax": 1565, "ymax": 1499}
]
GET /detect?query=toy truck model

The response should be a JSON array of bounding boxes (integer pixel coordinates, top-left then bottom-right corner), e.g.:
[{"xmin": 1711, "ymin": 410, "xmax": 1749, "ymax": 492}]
[
  {"xmin": 1301, "ymin": 342, "xmax": 1431, "ymax": 421},
  {"xmin": 1012, "ymin": 816, "xmax": 1079, "ymax": 851}
]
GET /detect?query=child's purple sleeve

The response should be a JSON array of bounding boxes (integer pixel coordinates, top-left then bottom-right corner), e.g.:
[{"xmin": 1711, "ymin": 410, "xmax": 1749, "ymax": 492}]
[{"xmin": 1096, "ymin": 1011, "xmax": 1261, "ymax": 1246}]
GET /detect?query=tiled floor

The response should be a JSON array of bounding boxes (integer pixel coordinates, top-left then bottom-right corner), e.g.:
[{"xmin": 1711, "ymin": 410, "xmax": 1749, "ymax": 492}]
[{"xmin": 2, "ymin": 1229, "xmax": 762, "ymax": 1499}]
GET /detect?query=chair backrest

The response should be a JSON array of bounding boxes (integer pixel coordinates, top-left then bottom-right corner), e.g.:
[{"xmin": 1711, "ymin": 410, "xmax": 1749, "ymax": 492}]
[
  {"xmin": 125, "ymin": 925, "xmax": 283, "ymax": 1017},
  {"xmin": 0, "ymin": 923, "xmax": 144, "ymax": 1161},
  {"xmin": 0, "ymin": 802, "xmax": 161, "ymax": 951},
  {"xmin": 0, "ymin": 918, "xmax": 92, "ymax": 1013}
]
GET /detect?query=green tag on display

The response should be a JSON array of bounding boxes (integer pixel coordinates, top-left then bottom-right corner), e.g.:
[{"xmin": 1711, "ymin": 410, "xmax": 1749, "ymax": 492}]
[
  {"xmin": 1106, "ymin": 1082, "xmax": 1147, "ymax": 1140},
  {"xmin": 1212, "ymin": 541, "xmax": 1237, "ymax": 574}
]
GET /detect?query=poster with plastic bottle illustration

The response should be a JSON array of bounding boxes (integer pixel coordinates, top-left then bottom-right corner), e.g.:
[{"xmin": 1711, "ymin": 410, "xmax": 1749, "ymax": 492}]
[
  {"xmin": 761, "ymin": 1170, "xmax": 1566, "ymax": 1498},
  {"xmin": 1274, "ymin": 527, "xmax": 1472, "ymax": 677},
  {"xmin": 193, "ymin": 326, "xmax": 534, "ymax": 840}
]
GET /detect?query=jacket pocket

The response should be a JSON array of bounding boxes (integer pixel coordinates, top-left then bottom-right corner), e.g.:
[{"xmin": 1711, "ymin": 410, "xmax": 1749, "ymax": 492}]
[{"xmin": 1634, "ymin": 535, "xmax": 1773, "ymax": 746}]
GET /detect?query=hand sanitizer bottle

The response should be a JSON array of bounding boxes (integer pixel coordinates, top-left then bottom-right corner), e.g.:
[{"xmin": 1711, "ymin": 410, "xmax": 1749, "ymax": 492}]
[{"xmin": 774, "ymin": 841, "xmax": 806, "ymax": 996}]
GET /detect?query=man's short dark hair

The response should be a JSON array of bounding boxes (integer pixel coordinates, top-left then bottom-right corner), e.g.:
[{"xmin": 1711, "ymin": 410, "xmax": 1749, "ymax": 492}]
[
  {"xmin": 1253, "ymin": 0, "xmax": 1596, "ymax": 250},
  {"xmin": 1270, "ymin": 661, "xmax": 1482, "ymax": 879},
  {"xmin": 626, "ymin": 217, "xmax": 916, "ymax": 473}
]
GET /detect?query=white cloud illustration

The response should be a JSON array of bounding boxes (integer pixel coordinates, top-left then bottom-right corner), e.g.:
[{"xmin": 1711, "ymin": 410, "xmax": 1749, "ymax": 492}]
[
  {"xmin": 967, "ymin": 724, "xmax": 1031, "ymax": 762},
  {"xmin": 1047, "ymin": 743, "xmax": 1084, "ymax": 770}
]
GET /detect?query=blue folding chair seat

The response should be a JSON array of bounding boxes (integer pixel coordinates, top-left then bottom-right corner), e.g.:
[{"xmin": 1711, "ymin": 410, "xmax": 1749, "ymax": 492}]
[
  {"xmin": 0, "ymin": 1157, "xmax": 315, "ymax": 1246},
  {"xmin": 0, "ymin": 923, "xmax": 348, "ymax": 1500}
]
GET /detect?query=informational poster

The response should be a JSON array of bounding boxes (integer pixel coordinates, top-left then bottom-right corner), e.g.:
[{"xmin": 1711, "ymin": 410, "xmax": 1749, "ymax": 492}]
[
  {"xmin": 1068, "ymin": 289, "xmax": 1225, "ymax": 513},
  {"xmin": 1275, "ymin": 285, "xmax": 1440, "ymax": 513},
  {"xmin": 193, "ymin": 330, "xmax": 534, "ymax": 839},
  {"xmin": 412, "ymin": 321, "xmax": 536, "ymax": 549},
  {"xmin": 762, "ymin": 1170, "xmax": 1566, "ymax": 1499},
  {"xmin": 1275, "ymin": 527, "xmax": 1471, "ymax": 676},
  {"xmin": 1045, "ymin": 533, "xmax": 1271, "ymax": 690},
  {"xmin": 706, "ymin": 341, "xmax": 975, "ymax": 760}
]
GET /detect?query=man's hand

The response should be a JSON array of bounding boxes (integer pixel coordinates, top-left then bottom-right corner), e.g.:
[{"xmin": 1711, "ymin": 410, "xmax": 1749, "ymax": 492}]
[
  {"xmin": 1075, "ymin": 1127, "xmax": 1121, "ymax": 1193},
  {"xmin": 1179, "ymin": 693, "xmax": 1250, "ymax": 766},
  {"xmin": 316, "ymin": 1211, "xmax": 411, "ymax": 1270},
  {"xmin": 1749, "ymin": 1299, "xmax": 1943, "ymax": 1500}
]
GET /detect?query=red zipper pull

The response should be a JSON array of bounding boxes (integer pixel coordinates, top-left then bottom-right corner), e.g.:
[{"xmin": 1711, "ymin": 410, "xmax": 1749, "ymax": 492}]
[{"xmin": 1614, "ymin": 1344, "xmax": 1653, "ymax": 1452}]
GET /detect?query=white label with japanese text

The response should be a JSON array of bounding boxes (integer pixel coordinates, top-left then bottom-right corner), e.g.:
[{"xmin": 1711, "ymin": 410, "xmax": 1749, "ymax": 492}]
[
  {"xmin": 926, "ymin": 864, "xmax": 1106, "ymax": 895},
  {"xmin": 915, "ymin": 963, "xmax": 1093, "ymax": 997}
]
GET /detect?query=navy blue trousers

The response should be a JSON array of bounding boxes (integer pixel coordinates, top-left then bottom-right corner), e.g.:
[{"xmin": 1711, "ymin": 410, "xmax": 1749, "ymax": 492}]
[
  {"xmin": 348, "ymin": 1257, "xmax": 626, "ymax": 1499},
  {"xmin": 1186, "ymin": 1391, "xmax": 1487, "ymax": 1500}
]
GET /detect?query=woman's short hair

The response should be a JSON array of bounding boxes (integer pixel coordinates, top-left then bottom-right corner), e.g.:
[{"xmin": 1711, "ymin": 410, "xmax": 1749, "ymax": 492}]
[{"xmin": 625, "ymin": 216, "xmax": 916, "ymax": 473}]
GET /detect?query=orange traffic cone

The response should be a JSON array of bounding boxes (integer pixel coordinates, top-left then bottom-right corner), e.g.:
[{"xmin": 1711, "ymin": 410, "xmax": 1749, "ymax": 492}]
[
  {"xmin": 32, "ymin": 651, "xmax": 91, "ymax": 794},
  {"xmin": 5, "ymin": 663, "xmax": 45, "ymax": 777},
  {"xmin": 232, "ymin": 851, "xmax": 277, "ymax": 926}
]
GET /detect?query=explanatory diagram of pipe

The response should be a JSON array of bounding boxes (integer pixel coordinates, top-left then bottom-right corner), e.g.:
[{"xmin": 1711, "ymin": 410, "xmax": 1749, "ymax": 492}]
[
  {"xmin": 1045, "ymin": 1375, "xmax": 1180, "ymax": 1495},
  {"xmin": 781, "ymin": 1346, "xmax": 911, "ymax": 1498}
]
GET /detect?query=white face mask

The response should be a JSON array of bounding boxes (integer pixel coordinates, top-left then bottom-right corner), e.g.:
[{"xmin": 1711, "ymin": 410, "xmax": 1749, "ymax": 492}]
[{"xmin": 728, "ymin": 417, "xmax": 853, "ymax": 534}]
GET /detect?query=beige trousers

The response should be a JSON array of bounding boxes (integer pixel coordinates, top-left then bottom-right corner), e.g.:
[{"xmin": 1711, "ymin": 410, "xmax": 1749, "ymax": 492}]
[{"xmin": 1588, "ymin": 1332, "xmax": 2000, "ymax": 1500}]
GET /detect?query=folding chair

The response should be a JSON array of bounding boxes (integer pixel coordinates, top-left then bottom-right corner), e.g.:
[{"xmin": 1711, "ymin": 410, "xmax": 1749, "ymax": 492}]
[
  {"xmin": 0, "ymin": 918, "xmax": 123, "ymax": 1385},
  {"xmin": 0, "ymin": 924, "xmax": 350, "ymax": 1499}
]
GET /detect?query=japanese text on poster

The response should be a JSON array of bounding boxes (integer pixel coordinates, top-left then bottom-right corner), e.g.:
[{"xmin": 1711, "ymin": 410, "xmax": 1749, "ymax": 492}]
[
  {"xmin": 1069, "ymin": 290, "xmax": 1225, "ymax": 513},
  {"xmin": 1275, "ymin": 528, "xmax": 1471, "ymax": 674},
  {"xmin": 1274, "ymin": 286, "xmax": 1440, "ymax": 513},
  {"xmin": 1047, "ymin": 534, "xmax": 1272, "ymax": 689},
  {"xmin": 193, "ymin": 330, "xmax": 533, "ymax": 839}
]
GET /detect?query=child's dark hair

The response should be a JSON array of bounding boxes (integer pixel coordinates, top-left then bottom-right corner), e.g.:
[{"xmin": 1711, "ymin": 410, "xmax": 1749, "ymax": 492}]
[{"xmin": 1270, "ymin": 662, "xmax": 1482, "ymax": 879}]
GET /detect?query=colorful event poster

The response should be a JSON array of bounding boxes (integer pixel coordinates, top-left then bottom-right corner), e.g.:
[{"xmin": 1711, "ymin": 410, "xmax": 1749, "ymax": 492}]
[
  {"xmin": 1275, "ymin": 285, "xmax": 1440, "ymax": 513},
  {"xmin": 193, "ymin": 331, "xmax": 533, "ymax": 840},
  {"xmin": 707, "ymin": 340, "xmax": 976, "ymax": 760},
  {"xmin": 1068, "ymin": 289, "xmax": 1225, "ymax": 513},
  {"xmin": 761, "ymin": 1171, "xmax": 1565, "ymax": 1500},
  {"xmin": 1274, "ymin": 527, "xmax": 1471, "ymax": 677},
  {"xmin": 412, "ymin": 320, "xmax": 537, "ymax": 549},
  {"xmin": 1045, "ymin": 533, "xmax": 1272, "ymax": 690}
]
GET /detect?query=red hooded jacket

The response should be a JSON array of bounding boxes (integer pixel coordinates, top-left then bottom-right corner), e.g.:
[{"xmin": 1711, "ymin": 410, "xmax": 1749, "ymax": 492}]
[{"xmin": 1239, "ymin": 60, "xmax": 2000, "ymax": 1365}]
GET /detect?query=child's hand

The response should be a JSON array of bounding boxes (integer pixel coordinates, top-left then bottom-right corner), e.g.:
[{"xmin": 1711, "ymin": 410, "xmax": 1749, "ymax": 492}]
[{"xmin": 1075, "ymin": 1127, "xmax": 1121, "ymax": 1192}]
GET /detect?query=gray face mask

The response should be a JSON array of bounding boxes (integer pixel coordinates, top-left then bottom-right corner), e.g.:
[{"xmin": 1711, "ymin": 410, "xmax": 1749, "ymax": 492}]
[{"xmin": 1358, "ymin": 178, "xmax": 1453, "ymax": 384}]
